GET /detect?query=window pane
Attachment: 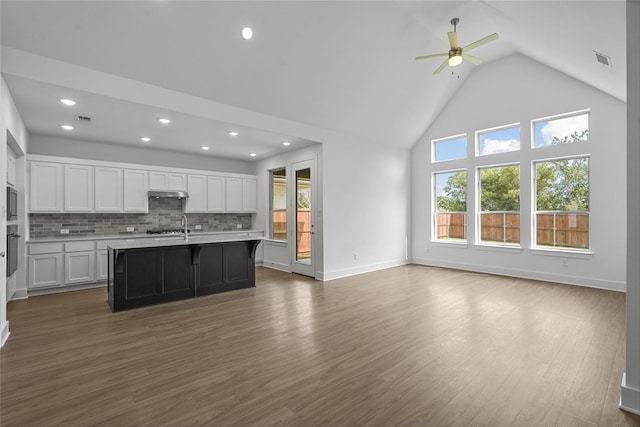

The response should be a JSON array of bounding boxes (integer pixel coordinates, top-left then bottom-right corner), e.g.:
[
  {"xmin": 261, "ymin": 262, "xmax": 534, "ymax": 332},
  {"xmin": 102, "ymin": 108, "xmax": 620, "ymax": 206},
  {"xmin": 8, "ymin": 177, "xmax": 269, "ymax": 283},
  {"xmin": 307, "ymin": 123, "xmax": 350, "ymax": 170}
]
[
  {"xmin": 533, "ymin": 112, "xmax": 589, "ymax": 147},
  {"xmin": 433, "ymin": 136, "xmax": 467, "ymax": 162},
  {"xmin": 479, "ymin": 165, "xmax": 520, "ymax": 245},
  {"xmin": 434, "ymin": 171, "xmax": 466, "ymax": 241},
  {"xmin": 477, "ymin": 125, "xmax": 520, "ymax": 156},
  {"xmin": 270, "ymin": 168, "xmax": 286, "ymax": 240},
  {"xmin": 535, "ymin": 157, "xmax": 589, "ymax": 249}
]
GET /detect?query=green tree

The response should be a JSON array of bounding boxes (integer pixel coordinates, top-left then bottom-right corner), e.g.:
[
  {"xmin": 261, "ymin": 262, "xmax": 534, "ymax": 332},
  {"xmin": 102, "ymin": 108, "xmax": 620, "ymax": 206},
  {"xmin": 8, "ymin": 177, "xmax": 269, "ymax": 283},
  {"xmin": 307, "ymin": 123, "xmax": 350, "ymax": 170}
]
[
  {"xmin": 480, "ymin": 165, "xmax": 520, "ymax": 211},
  {"xmin": 436, "ymin": 171, "xmax": 466, "ymax": 212}
]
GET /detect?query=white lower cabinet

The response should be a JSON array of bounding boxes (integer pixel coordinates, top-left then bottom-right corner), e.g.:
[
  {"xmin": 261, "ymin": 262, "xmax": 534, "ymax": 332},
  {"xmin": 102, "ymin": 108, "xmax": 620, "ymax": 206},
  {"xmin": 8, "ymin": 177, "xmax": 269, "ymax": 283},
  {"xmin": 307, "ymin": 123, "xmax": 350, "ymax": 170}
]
[
  {"xmin": 65, "ymin": 252, "xmax": 95, "ymax": 284},
  {"xmin": 97, "ymin": 250, "xmax": 108, "ymax": 281},
  {"xmin": 28, "ymin": 253, "xmax": 64, "ymax": 289}
]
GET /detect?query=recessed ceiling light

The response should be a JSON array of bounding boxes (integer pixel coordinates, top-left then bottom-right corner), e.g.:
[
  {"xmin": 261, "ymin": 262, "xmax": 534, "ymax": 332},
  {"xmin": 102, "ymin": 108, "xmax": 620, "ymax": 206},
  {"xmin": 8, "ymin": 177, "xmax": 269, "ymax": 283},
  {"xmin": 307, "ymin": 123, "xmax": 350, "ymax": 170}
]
[
  {"xmin": 201, "ymin": 146, "xmax": 210, "ymax": 150},
  {"xmin": 60, "ymin": 98, "xmax": 76, "ymax": 106},
  {"xmin": 249, "ymin": 153, "xmax": 257, "ymax": 157},
  {"xmin": 158, "ymin": 118, "xmax": 171, "ymax": 124},
  {"xmin": 60, "ymin": 124, "xmax": 74, "ymax": 131},
  {"xmin": 282, "ymin": 141, "xmax": 291, "ymax": 146},
  {"xmin": 140, "ymin": 137, "xmax": 151, "ymax": 142},
  {"xmin": 228, "ymin": 131, "xmax": 239, "ymax": 137},
  {"xmin": 241, "ymin": 27, "xmax": 253, "ymax": 40}
]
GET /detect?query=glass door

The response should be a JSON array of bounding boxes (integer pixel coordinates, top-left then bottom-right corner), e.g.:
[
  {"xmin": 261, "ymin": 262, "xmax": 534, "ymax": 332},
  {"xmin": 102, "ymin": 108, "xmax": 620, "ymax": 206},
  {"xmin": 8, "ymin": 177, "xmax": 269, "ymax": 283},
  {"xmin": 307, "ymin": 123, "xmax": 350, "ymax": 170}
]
[{"xmin": 290, "ymin": 159, "xmax": 315, "ymax": 277}]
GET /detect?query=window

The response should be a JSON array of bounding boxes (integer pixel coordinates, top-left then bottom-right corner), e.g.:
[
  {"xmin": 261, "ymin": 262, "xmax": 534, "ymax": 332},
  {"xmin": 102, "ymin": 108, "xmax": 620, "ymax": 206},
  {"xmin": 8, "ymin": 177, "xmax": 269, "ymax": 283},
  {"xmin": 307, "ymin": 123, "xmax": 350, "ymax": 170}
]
[
  {"xmin": 477, "ymin": 124, "xmax": 521, "ymax": 156},
  {"xmin": 478, "ymin": 165, "xmax": 520, "ymax": 245},
  {"xmin": 434, "ymin": 171, "xmax": 467, "ymax": 242},
  {"xmin": 270, "ymin": 168, "xmax": 286, "ymax": 240},
  {"xmin": 533, "ymin": 111, "xmax": 589, "ymax": 148},
  {"xmin": 534, "ymin": 157, "xmax": 590, "ymax": 249},
  {"xmin": 432, "ymin": 135, "xmax": 467, "ymax": 162}
]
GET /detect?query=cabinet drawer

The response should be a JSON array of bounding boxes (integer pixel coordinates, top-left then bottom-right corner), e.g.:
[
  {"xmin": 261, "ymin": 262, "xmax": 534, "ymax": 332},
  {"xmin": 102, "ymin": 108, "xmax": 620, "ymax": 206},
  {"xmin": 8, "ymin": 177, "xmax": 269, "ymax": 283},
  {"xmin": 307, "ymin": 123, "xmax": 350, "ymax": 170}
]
[
  {"xmin": 65, "ymin": 241, "xmax": 95, "ymax": 252},
  {"xmin": 29, "ymin": 243, "xmax": 63, "ymax": 255}
]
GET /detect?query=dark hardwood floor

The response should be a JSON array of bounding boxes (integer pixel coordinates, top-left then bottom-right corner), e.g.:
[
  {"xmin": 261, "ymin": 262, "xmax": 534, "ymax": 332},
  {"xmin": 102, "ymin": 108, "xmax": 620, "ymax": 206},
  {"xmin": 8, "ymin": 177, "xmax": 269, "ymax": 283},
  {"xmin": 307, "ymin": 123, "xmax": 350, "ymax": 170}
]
[{"xmin": 2, "ymin": 265, "xmax": 639, "ymax": 426}]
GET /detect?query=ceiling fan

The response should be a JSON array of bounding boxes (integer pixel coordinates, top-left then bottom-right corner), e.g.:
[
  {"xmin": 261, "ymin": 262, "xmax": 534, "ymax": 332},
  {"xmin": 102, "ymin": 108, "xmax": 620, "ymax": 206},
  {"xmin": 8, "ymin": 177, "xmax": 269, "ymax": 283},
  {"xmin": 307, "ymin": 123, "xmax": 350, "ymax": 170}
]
[{"xmin": 415, "ymin": 18, "xmax": 498, "ymax": 75}]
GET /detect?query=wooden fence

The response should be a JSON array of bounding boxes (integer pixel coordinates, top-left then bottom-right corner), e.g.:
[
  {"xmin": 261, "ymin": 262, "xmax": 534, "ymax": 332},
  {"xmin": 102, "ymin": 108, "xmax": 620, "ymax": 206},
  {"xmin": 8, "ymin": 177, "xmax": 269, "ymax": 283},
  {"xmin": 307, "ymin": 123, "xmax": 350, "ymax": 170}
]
[
  {"xmin": 272, "ymin": 210, "xmax": 312, "ymax": 259},
  {"xmin": 436, "ymin": 212, "xmax": 589, "ymax": 249}
]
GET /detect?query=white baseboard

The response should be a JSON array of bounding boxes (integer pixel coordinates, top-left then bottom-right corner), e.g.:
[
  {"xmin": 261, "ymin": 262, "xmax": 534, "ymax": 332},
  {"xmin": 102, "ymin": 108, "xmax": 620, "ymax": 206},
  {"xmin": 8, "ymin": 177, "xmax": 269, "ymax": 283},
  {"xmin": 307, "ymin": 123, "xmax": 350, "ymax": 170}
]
[
  {"xmin": 319, "ymin": 258, "xmax": 409, "ymax": 281},
  {"xmin": 1, "ymin": 321, "xmax": 10, "ymax": 348},
  {"xmin": 261, "ymin": 260, "xmax": 291, "ymax": 273},
  {"xmin": 28, "ymin": 282, "xmax": 107, "ymax": 297},
  {"xmin": 620, "ymin": 373, "xmax": 640, "ymax": 415},
  {"xmin": 411, "ymin": 257, "xmax": 625, "ymax": 292},
  {"xmin": 10, "ymin": 289, "xmax": 28, "ymax": 300}
]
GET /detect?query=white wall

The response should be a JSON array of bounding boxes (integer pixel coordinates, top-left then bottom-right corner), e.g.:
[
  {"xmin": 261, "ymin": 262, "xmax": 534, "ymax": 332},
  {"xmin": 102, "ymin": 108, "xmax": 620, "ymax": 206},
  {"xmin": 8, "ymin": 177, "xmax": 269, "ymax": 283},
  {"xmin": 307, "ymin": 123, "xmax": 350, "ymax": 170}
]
[
  {"xmin": 28, "ymin": 135, "xmax": 254, "ymax": 175},
  {"xmin": 622, "ymin": 0, "xmax": 640, "ymax": 415},
  {"xmin": 321, "ymin": 141, "xmax": 410, "ymax": 280},
  {"xmin": 411, "ymin": 53, "xmax": 626, "ymax": 291},
  {"xmin": 1, "ymin": 75, "xmax": 29, "ymax": 346},
  {"xmin": 254, "ymin": 144, "xmax": 322, "ymax": 274}
]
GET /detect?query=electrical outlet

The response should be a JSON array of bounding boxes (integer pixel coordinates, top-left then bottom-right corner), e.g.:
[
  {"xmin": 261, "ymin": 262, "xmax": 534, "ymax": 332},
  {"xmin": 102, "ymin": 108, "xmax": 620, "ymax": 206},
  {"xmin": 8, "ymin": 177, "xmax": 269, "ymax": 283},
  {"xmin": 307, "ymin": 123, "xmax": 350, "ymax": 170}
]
[
  {"xmin": 126, "ymin": 227, "xmax": 134, "ymax": 232},
  {"xmin": 60, "ymin": 229, "xmax": 69, "ymax": 234},
  {"xmin": 195, "ymin": 225, "xmax": 202, "ymax": 230},
  {"xmin": 237, "ymin": 224, "xmax": 242, "ymax": 229}
]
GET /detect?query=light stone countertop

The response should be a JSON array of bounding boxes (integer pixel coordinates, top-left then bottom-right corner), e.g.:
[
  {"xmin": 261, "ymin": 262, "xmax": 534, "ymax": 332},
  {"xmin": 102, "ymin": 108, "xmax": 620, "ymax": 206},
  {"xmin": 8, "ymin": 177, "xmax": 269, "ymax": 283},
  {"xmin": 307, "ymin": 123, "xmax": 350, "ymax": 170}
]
[
  {"xmin": 106, "ymin": 235, "xmax": 264, "ymax": 250},
  {"xmin": 27, "ymin": 230, "xmax": 264, "ymax": 244}
]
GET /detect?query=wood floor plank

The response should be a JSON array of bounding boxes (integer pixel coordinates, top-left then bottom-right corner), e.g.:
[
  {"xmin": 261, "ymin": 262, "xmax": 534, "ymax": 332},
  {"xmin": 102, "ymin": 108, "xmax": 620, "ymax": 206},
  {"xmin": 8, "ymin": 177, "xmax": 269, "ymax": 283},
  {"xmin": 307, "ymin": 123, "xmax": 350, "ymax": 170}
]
[{"xmin": 2, "ymin": 265, "xmax": 639, "ymax": 426}]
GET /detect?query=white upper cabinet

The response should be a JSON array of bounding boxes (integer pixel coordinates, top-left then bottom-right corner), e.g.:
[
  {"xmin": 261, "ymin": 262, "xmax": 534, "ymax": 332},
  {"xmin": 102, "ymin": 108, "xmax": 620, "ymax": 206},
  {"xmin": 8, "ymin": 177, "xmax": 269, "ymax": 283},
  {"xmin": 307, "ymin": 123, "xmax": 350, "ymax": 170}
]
[
  {"xmin": 207, "ymin": 176, "xmax": 226, "ymax": 212},
  {"xmin": 30, "ymin": 162, "xmax": 64, "ymax": 212},
  {"xmin": 65, "ymin": 165, "xmax": 94, "ymax": 212},
  {"xmin": 149, "ymin": 171, "xmax": 187, "ymax": 191},
  {"xmin": 94, "ymin": 167, "xmax": 123, "ymax": 212},
  {"xmin": 185, "ymin": 174, "xmax": 207, "ymax": 213},
  {"xmin": 225, "ymin": 178, "xmax": 242, "ymax": 212},
  {"xmin": 123, "ymin": 169, "xmax": 149, "ymax": 213},
  {"xmin": 7, "ymin": 148, "xmax": 17, "ymax": 186},
  {"xmin": 242, "ymin": 178, "xmax": 257, "ymax": 213}
]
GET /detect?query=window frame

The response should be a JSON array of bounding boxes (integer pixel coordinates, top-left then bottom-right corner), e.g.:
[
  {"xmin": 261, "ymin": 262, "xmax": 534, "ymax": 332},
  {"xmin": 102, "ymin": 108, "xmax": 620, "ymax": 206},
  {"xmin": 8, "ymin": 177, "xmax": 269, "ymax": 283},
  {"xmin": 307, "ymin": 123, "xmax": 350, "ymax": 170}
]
[
  {"xmin": 475, "ymin": 122, "xmax": 521, "ymax": 157},
  {"xmin": 532, "ymin": 155, "xmax": 591, "ymax": 252},
  {"xmin": 476, "ymin": 162, "xmax": 522, "ymax": 248},
  {"xmin": 432, "ymin": 169, "xmax": 468, "ymax": 244},
  {"xmin": 531, "ymin": 109, "xmax": 590, "ymax": 149},
  {"xmin": 269, "ymin": 167, "xmax": 287, "ymax": 241},
  {"xmin": 431, "ymin": 133, "xmax": 468, "ymax": 163}
]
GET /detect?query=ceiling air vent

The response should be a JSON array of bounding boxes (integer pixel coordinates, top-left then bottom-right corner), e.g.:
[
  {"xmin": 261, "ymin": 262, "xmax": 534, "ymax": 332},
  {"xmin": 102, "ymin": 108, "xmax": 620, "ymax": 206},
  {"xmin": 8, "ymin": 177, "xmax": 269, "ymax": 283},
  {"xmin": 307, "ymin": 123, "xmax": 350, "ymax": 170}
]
[
  {"xmin": 594, "ymin": 51, "xmax": 611, "ymax": 67},
  {"xmin": 75, "ymin": 115, "xmax": 92, "ymax": 122}
]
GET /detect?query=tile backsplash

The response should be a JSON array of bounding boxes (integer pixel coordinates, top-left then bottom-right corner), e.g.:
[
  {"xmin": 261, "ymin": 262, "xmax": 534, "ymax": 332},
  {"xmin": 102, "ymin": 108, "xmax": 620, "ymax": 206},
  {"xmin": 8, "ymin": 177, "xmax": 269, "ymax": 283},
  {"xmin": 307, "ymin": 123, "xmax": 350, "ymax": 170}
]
[{"xmin": 30, "ymin": 198, "xmax": 253, "ymax": 238}]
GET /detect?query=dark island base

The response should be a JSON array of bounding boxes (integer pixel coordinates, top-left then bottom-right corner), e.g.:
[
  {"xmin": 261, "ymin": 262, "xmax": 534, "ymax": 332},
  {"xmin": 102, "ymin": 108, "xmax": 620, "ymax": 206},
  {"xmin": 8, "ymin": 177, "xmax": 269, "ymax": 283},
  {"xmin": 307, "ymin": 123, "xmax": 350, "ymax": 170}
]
[{"xmin": 108, "ymin": 240, "xmax": 261, "ymax": 312}]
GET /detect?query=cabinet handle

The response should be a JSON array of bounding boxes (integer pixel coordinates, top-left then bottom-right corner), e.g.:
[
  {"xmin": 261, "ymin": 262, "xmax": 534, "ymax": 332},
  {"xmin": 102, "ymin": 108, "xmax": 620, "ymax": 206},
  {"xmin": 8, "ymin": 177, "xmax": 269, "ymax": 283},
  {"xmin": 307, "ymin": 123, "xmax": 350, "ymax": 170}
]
[{"xmin": 0, "ymin": 251, "xmax": 5, "ymax": 258}]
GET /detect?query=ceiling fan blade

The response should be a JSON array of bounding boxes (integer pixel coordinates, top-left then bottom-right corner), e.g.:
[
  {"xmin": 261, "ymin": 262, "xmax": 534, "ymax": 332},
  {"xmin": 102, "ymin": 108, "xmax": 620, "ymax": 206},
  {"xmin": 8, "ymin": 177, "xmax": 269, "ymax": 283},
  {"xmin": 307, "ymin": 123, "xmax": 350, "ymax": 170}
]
[
  {"xmin": 462, "ymin": 53, "xmax": 483, "ymax": 65},
  {"xmin": 448, "ymin": 31, "xmax": 458, "ymax": 49},
  {"xmin": 433, "ymin": 58, "xmax": 449, "ymax": 75},
  {"xmin": 462, "ymin": 33, "xmax": 499, "ymax": 52},
  {"xmin": 415, "ymin": 52, "xmax": 448, "ymax": 61}
]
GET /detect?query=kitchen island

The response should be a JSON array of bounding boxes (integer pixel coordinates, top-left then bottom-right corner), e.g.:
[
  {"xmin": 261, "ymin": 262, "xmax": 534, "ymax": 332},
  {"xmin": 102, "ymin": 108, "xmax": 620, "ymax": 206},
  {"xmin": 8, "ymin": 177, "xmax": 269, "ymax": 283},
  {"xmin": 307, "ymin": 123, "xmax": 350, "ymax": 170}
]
[{"xmin": 107, "ymin": 235, "xmax": 262, "ymax": 312}]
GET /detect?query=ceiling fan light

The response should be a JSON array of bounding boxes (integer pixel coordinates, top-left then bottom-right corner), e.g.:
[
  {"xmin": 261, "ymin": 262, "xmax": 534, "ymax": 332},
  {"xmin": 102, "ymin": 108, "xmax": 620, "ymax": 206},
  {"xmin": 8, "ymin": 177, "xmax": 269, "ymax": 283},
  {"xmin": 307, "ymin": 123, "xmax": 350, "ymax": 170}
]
[{"xmin": 448, "ymin": 55, "xmax": 463, "ymax": 67}]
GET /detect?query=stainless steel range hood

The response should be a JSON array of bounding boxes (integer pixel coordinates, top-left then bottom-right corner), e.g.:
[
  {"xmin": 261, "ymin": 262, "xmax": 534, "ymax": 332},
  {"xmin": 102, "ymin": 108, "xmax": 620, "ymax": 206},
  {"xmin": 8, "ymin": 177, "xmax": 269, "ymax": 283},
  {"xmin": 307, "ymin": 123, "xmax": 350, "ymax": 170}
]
[{"xmin": 148, "ymin": 190, "xmax": 190, "ymax": 199}]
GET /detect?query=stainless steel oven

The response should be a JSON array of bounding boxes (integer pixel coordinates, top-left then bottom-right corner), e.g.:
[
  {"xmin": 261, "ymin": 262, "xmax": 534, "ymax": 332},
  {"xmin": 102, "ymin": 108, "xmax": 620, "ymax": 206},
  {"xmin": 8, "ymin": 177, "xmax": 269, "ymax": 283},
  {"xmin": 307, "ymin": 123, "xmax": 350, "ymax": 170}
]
[{"xmin": 6, "ymin": 225, "xmax": 20, "ymax": 277}]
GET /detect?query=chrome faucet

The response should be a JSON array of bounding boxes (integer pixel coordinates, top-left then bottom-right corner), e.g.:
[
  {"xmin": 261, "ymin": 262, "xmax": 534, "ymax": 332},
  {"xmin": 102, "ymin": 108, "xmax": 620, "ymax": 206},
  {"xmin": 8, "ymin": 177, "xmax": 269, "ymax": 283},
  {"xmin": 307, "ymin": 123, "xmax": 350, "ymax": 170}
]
[{"xmin": 181, "ymin": 214, "xmax": 188, "ymax": 242}]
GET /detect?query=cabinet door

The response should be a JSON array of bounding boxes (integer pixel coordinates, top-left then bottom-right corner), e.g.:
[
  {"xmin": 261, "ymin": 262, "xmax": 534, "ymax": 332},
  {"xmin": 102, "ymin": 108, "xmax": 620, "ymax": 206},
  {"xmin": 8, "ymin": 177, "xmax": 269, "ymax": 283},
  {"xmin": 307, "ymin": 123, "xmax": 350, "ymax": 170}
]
[
  {"xmin": 168, "ymin": 173, "xmax": 187, "ymax": 191},
  {"xmin": 65, "ymin": 165, "xmax": 94, "ymax": 212},
  {"xmin": 185, "ymin": 175, "xmax": 207, "ymax": 213},
  {"xmin": 97, "ymin": 250, "xmax": 108, "ymax": 281},
  {"xmin": 124, "ymin": 169, "xmax": 149, "ymax": 212},
  {"xmin": 95, "ymin": 167, "xmax": 123, "ymax": 212},
  {"xmin": 207, "ymin": 176, "xmax": 226, "ymax": 212},
  {"xmin": 28, "ymin": 254, "xmax": 63, "ymax": 289},
  {"xmin": 65, "ymin": 251, "xmax": 96, "ymax": 284},
  {"xmin": 242, "ymin": 178, "xmax": 257, "ymax": 212},
  {"xmin": 7, "ymin": 149, "xmax": 16, "ymax": 186},
  {"xmin": 226, "ymin": 178, "xmax": 242, "ymax": 212},
  {"xmin": 149, "ymin": 171, "xmax": 168, "ymax": 190},
  {"xmin": 29, "ymin": 162, "xmax": 64, "ymax": 212}
]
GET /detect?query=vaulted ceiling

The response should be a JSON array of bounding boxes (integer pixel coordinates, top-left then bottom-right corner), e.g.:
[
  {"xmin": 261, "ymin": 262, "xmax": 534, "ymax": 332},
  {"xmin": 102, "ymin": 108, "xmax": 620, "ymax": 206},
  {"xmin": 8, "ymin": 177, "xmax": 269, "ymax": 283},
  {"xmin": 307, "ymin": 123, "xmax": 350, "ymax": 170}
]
[{"xmin": 0, "ymin": 1, "xmax": 627, "ymax": 160}]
